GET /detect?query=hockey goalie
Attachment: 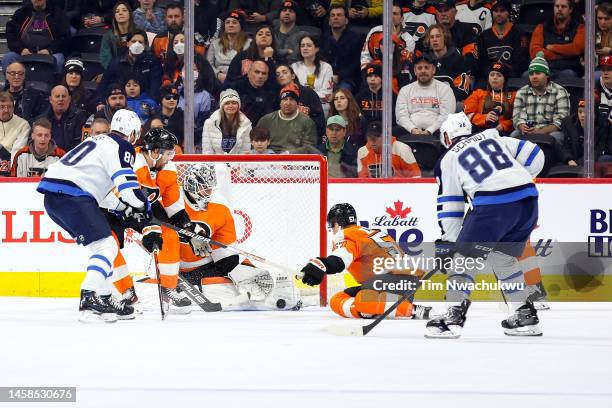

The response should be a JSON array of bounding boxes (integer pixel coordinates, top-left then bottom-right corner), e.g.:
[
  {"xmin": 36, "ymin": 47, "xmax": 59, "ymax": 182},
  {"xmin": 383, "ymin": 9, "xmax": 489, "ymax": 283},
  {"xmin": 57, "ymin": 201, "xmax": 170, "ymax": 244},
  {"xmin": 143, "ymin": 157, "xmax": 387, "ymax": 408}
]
[{"xmin": 178, "ymin": 164, "xmax": 301, "ymax": 311}]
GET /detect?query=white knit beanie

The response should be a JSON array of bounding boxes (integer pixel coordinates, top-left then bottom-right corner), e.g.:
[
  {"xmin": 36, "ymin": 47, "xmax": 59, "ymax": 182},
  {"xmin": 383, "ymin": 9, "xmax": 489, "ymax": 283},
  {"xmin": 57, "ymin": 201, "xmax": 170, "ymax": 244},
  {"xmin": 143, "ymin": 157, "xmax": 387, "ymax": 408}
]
[{"xmin": 219, "ymin": 89, "xmax": 241, "ymax": 109}]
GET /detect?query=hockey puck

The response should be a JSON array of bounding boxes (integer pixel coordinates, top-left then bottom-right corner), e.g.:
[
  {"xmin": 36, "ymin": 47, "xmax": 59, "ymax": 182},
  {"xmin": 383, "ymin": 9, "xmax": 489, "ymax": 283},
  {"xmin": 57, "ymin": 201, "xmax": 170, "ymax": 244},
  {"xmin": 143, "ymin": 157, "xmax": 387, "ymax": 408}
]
[{"xmin": 276, "ymin": 299, "xmax": 286, "ymax": 309}]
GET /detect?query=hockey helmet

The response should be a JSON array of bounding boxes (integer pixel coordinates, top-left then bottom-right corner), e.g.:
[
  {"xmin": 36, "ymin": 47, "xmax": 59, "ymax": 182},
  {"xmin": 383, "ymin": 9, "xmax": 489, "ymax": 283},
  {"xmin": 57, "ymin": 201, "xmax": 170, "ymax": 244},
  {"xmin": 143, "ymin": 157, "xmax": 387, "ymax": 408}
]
[
  {"xmin": 440, "ymin": 112, "xmax": 472, "ymax": 149},
  {"xmin": 183, "ymin": 164, "xmax": 217, "ymax": 210},
  {"xmin": 327, "ymin": 203, "xmax": 357, "ymax": 229},
  {"xmin": 110, "ymin": 109, "xmax": 142, "ymax": 144},
  {"xmin": 142, "ymin": 128, "xmax": 178, "ymax": 152}
]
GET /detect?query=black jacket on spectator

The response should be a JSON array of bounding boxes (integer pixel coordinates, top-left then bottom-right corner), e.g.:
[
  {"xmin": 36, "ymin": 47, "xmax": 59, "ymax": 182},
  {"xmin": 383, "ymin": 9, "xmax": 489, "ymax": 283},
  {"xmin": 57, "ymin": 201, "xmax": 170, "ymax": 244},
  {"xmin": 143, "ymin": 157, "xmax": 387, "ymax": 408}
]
[
  {"xmin": 6, "ymin": 2, "xmax": 71, "ymax": 54},
  {"xmin": 479, "ymin": 24, "xmax": 529, "ymax": 78},
  {"xmin": 355, "ymin": 86, "xmax": 396, "ymax": 125},
  {"xmin": 223, "ymin": 76, "xmax": 279, "ymax": 125},
  {"xmin": 71, "ymin": 0, "xmax": 115, "ymax": 29},
  {"xmin": 195, "ymin": 0, "xmax": 221, "ymax": 43},
  {"xmin": 97, "ymin": 50, "xmax": 163, "ymax": 103},
  {"xmin": 316, "ymin": 140, "xmax": 358, "ymax": 178},
  {"xmin": 226, "ymin": 51, "xmax": 286, "ymax": 86},
  {"xmin": 425, "ymin": 47, "xmax": 470, "ymax": 101},
  {"xmin": 319, "ymin": 27, "xmax": 364, "ymax": 91},
  {"xmin": 448, "ymin": 21, "xmax": 479, "ymax": 76},
  {"xmin": 559, "ymin": 114, "xmax": 585, "ymax": 164},
  {"xmin": 6, "ymin": 86, "xmax": 48, "ymax": 123},
  {"xmin": 36, "ymin": 106, "xmax": 87, "ymax": 152},
  {"xmin": 158, "ymin": 108, "xmax": 185, "ymax": 147},
  {"xmin": 295, "ymin": 84, "xmax": 325, "ymax": 137}
]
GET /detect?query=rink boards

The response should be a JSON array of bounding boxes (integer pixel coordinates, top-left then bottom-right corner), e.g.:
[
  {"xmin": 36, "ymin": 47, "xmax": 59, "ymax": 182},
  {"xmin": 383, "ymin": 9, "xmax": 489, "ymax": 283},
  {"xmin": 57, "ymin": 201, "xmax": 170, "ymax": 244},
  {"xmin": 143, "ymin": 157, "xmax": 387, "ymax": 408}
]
[{"xmin": 1, "ymin": 178, "xmax": 611, "ymax": 301}]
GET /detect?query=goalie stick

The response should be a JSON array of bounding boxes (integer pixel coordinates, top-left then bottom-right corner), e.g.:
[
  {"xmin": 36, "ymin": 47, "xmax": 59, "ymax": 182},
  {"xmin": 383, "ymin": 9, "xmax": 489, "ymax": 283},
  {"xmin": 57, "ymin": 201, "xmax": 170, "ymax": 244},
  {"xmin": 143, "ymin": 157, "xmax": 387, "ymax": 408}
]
[
  {"xmin": 176, "ymin": 274, "xmax": 223, "ymax": 312},
  {"xmin": 326, "ymin": 268, "xmax": 440, "ymax": 337}
]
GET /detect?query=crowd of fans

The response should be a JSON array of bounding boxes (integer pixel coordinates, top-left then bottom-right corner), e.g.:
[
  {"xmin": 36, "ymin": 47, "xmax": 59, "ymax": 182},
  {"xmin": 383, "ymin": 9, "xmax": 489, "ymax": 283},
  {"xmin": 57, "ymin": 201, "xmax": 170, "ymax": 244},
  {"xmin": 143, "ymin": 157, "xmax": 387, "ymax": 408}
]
[{"xmin": 0, "ymin": 0, "xmax": 609, "ymax": 178}]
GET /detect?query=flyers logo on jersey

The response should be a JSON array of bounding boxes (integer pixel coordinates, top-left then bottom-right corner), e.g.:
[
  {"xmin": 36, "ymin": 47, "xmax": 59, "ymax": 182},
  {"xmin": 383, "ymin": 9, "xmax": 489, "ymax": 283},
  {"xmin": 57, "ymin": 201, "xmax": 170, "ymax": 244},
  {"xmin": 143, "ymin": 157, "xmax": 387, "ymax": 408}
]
[{"xmin": 142, "ymin": 185, "xmax": 161, "ymax": 203}]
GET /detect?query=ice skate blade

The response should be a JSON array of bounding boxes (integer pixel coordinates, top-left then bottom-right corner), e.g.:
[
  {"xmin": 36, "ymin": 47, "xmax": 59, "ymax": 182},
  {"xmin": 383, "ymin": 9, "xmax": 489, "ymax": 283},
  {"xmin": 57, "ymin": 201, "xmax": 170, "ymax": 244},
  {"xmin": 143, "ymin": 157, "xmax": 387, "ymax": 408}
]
[
  {"xmin": 323, "ymin": 324, "xmax": 364, "ymax": 337},
  {"xmin": 78, "ymin": 310, "xmax": 118, "ymax": 323},
  {"xmin": 424, "ymin": 327, "xmax": 462, "ymax": 339},
  {"xmin": 504, "ymin": 325, "xmax": 543, "ymax": 336},
  {"xmin": 534, "ymin": 302, "xmax": 550, "ymax": 311},
  {"xmin": 169, "ymin": 307, "xmax": 192, "ymax": 315},
  {"xmin": 117, "ymin": 313, "xmax": 136, "ymax": 320}
]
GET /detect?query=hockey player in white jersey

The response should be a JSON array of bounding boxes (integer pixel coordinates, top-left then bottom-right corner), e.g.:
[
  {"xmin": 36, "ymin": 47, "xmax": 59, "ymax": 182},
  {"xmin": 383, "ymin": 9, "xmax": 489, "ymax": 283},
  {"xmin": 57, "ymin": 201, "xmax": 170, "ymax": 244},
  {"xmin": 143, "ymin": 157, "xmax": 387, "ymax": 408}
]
[
  {"xmin": 426, "ymin": 112, "xmax": 545, "ymax": 338},
  {"xmin": 37, "ymin": 109, "xmax": 163, "ymax": 323}
]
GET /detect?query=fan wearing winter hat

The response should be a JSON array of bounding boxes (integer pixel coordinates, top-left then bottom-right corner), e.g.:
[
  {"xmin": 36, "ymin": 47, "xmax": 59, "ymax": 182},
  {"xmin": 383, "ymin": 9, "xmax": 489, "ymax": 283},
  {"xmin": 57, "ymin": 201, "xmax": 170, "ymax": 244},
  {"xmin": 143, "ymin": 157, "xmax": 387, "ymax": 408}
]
[
  {"xmin": 510, "ymin": 52, "xmax": 570, "ymax": 144},
  {"xmin": 464, "ymin": 62, "xmax": 516, "ymax": 134},
  {"xmin": 207, "ymin": 10, "xmax": 251, "ymax": 83},
  {"xmin": 202, "ymin": 89, "xmax": 252, "ymax": 154},
  {"xmin": 61, "ymin": 59, "xmax": 95, "ymax": 115}
]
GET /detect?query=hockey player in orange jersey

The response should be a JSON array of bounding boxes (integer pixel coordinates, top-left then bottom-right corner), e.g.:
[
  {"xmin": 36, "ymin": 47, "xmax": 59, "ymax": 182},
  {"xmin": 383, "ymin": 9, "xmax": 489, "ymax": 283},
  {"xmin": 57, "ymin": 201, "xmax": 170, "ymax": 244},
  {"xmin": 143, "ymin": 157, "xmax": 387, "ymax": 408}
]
[
  {"xmin": 177, "ymin": 164, "xmax": 301, "ymax": 310},
  {"xmin": 300, "ymin": 203, "xmax": 431, "ymax": 319}
]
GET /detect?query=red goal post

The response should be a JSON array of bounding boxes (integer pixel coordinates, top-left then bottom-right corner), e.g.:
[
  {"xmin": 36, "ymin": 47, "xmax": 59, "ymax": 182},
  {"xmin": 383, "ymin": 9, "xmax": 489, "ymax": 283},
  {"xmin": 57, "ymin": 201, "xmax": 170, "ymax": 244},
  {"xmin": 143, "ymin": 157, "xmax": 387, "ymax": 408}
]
[{"xmin": 174, "ymin": 154, "xmax": 329, "ymax": 306}]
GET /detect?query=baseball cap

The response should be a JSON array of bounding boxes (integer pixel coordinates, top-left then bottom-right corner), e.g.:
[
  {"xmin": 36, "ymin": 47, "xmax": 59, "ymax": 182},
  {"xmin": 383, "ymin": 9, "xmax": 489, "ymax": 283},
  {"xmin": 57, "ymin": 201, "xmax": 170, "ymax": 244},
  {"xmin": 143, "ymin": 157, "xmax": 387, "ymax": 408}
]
[
  {"xmin": 326, "ymin": 115, "xmax": 347, "ymax": 128},
  {"xmin": 366, "ymin": 121, "xmax": 383, "ymax": 137},
  {"xmin": 279, "ymin": 83, "xmax": 300, "ymax": 101},
  {"xmin": 365, "ymin": 62, "xmax": 382, "ymax": 78},
  {"xmin": 106, "ymin": 83, "xmax": 126, "ymax": 99},
  {"xmin": 280, "ymin": 0, "xmax": 296, "ymax": 12}
]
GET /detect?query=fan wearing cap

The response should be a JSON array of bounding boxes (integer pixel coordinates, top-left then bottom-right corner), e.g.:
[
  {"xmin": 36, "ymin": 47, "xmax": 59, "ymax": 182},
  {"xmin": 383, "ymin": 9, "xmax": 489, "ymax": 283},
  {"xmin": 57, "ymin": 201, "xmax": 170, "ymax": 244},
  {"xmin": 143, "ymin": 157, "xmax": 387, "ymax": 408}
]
[
  {"xmin": 529, "ymin": 0, "xmax": 585, "ymax": 80},
  {"xmin": 206, "ymin": 9, "xmax": 252, "ymax": 83},
  {"xmin": 257, "ymin": 84, "xmax": 318, "ymax": 153},
  {"xmin": 316, "ymin": 115, "xmax": 358, "ymax": 178},
  {"xmin": 202, "ymin": 89, "xmax": 252, "ymax": 154},
  {"xmin": 356, "ymin": 62, "xmax": 397, "ymax": 124},
  {"xmin": 83, "ymin": 83, "xmax": 128, "ymax": 141},
  {"xmin": 463, "ymin": 62, "xmax": 515, "ymax": 134},
  {"xmin": 559, "ymin": 99, "xmax": 589, "ymax": 166},
  {"xmin": 478, "ymin": 0, "xmax": 530, "ymax": 79},
  {"xmin": 511, "ymin": 52, "xmax": 570, "ymax": 145},
  {"xmin": 61, "ymin": 59, "xmax": 95, "ymax": 115},
  {"xmin": 597, "ymin": 54, "xmax": 612, "ymax": 120},
  {"xmin": 273, "ymin": 1, "xmax": 303, "ymax": 63},
  {"xmin": 357, "ymin": 121, "xmax": 421, "ymax": 178},
  {"xmin": 124, "ymin": 75, "xmax": 159, "ymax": 124}
]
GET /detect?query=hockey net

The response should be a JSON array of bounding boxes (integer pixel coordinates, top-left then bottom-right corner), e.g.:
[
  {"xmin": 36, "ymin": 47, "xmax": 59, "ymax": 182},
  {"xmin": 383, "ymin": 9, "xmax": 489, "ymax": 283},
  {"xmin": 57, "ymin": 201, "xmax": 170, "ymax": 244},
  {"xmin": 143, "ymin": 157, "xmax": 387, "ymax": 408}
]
[{"xmin": 174, "ymin": 154, "xmax": 329, "ymax": 306}]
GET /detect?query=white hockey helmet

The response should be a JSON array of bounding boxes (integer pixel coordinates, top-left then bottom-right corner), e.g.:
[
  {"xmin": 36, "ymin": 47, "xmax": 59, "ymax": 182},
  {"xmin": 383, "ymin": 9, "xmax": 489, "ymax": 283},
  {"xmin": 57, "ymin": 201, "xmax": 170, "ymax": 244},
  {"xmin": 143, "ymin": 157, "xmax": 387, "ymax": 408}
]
[
  {"xmin": 440, "ymin": 112, "xmax": 472, "ymax": 149},
  {"xmin": 110, "ymin": 109, "xmax": 142, "ymax": 144},
  {"xmin": 183, "ymin": 164, "xmax": 217, "ymax": 210}
]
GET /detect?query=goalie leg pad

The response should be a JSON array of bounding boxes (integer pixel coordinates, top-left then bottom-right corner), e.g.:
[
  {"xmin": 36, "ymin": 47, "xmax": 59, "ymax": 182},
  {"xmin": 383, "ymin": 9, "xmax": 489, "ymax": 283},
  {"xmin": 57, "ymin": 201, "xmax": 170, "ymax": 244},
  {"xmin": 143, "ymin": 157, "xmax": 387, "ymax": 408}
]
[{"xmin": 228, "ymin": 264, "xmax": 274, "ymax": 301}]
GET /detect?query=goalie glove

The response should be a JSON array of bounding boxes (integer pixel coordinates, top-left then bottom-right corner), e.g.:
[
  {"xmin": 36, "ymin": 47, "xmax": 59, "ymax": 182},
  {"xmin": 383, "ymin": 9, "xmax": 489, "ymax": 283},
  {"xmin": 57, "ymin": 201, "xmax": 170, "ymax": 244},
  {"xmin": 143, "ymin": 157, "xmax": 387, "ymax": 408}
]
[
  {"xmin": 228, "ymin": 264, "xmax": 274, "ymax": 301},
  {"xmin": 142, "ymin": 224, "xmax": 163, "ymax": 253},
  {"xmin": 189, "ymin": 224, "xmax": 213, "ymax": 257}
]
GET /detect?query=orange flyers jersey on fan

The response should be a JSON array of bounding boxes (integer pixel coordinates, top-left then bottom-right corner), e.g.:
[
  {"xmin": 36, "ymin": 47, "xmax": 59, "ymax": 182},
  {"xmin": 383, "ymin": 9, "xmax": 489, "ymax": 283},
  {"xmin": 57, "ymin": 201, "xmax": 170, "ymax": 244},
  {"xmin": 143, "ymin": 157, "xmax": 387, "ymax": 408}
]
[
  {"xmin": 133, "ymin": 148, "xmax": 184, "ymax": 218},
  {"xmin": 330, "ymin": 225, "xmax": 406, "ymax": 284},
  {"xmin": 180, "ymin": 193, "xmax": 238, "ymax": 271}
]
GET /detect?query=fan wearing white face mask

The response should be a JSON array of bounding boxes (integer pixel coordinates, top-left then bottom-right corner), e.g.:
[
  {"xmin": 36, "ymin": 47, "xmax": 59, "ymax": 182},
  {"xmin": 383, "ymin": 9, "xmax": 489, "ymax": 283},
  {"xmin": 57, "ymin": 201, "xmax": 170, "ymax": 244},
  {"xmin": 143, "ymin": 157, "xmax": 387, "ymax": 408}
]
[{"xmin": 97, "ymin": 29, "xmax": 164, "ymax": 103}]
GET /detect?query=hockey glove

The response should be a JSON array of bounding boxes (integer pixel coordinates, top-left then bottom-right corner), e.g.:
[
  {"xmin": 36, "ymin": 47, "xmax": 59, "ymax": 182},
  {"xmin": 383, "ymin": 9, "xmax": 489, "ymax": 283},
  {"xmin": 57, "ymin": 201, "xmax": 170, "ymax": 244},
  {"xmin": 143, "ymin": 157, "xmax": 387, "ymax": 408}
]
[
  {"xmin": 435, "ymin": 239, "xmax": 455, "ymax": 274},
  {"xmin": 142, "ymin": 225, "xmax": 163, "ymax": 253},
  {"xmin": 301, "ymin": 258, "xmax": 327, "ymax": 286}
]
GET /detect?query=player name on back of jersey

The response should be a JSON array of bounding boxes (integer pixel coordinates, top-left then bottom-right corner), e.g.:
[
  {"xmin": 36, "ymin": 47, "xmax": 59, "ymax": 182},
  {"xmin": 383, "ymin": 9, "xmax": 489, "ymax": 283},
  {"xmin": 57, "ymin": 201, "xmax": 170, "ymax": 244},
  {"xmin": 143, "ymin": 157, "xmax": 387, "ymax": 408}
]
[{"xmin": 450, "ymin": 132, "xmax": 487, "ymax": 153}]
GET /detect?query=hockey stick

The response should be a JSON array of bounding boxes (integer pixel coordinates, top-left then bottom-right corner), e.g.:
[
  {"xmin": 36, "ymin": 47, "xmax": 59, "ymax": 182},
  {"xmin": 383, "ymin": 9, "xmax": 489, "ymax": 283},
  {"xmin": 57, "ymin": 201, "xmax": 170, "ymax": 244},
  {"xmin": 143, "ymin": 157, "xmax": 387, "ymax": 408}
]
[
  {"xmin": 155, "ymin": 218, "xmax": 298, "ymax": 277},
  {"xmin": 151, "ymin": 248, "xmax": 169, "ymax": 320},
  {"xmin": 326, "ymin": 268, "xmax": 440, "ymax": 337},
  {"xmin": 176, "ymin": 274, "xmax": 223, "ymax": 312}
]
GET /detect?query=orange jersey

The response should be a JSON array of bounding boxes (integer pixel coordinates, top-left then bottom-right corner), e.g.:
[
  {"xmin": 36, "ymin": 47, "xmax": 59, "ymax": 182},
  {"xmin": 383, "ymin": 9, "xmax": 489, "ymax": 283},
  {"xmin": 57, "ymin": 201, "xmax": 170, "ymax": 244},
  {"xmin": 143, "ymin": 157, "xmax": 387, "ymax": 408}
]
[
  {"xmin": 180, "ymin": 194, "xmax": 237, "ymax": 271},
  {"xmin": 133, "ymin": 149, "xmax": 184, "ymax": 218},
  {"xmin": 330, "ymin": 225, "xmax": 406, "ymax": 284}
]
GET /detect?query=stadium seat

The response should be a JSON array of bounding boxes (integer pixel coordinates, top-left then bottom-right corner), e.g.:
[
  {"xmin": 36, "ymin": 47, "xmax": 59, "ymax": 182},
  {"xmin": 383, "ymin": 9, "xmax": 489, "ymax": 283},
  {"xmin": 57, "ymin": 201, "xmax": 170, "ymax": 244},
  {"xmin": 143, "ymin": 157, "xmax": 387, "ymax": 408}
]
[
  {"xmin": 397, "ymin": 134, "xmax": 442, "ymax": 177},
  {"xmin": 72, "ymin": 27, "xmax": 107, "ymax": 55},
  {"xmin": 507, "ymin": 77, "xmax": 528, "ymax": 91},
  {"xmin": 299, "ymin": 25, "xmax": 322, "ymax": 40},
  {"xmin": 546, "ymin": 164, "xmax": 584, "ymax": 178},
  {"xmin": 348, "ymin": 25, "xmax": 372, "ymax": 37},
  {"xmin": 556, "ymin": 77, "xmax": 584, "ymax": 115},
  {"xmin": 80, "ymin": 53, "xmax": 105, "ymax": 82},
  {"xmin": 17, "ymin": 54, "xmax": 56, "ymax": 88},
  {"xmin": 516, "ymin": 133, "xmax": 560, "ymax": 176},
  {"xmin": 518, "ymin": 0, "xmax": 554, "ymax": 26}
]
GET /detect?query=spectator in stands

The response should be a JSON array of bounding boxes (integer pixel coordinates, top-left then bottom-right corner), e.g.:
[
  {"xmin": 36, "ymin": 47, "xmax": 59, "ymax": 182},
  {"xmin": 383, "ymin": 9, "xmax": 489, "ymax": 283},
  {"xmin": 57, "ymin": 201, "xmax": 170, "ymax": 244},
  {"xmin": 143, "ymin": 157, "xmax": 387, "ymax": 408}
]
[
  {"xmin": 100, "ymin": 1, "xmax": 136, "ymax": 69},
  {"xmin": 61, "ymin": 59, "xmax": 95, "ymax": 116},
  {"xmin": 141, "ymin": 114, "xmax": 165, "ymax": 141},
  {"xmin": 225, "ymin": 60, "xmax": 278, "ymax": 125},
  {"xmin": 597, "ymin": 2, "xmax": 612, "ymax": 58},
  {"xmin": 232, "ymin": 0, "xmax": 322, "ymax": 27},
  {"xmin": 597, "ymin": 55, "xmax": 612, "ymax": 120},
  {"xmin": 177, "ymin": 61, "xmax": 214, "ymax": 148},
  {"xmin": 559, "ymin": 99, "xmax": 586, "ymax": 166},
  {"xmin": 37, "ymin": 85, "xmax": 87, "ymax": 152},
  {"xmin": 161, "ymin": 32, "xmax": 207, "ymax": 85},
  {"xmin": 511, "ymin": 53, "xmax": 570, "ymax": 146},
  {"xmin": 356, "ymin": 62, "xmax": 396, "ymax": 125},
  {"xmin": 317, "ymin": 115, "xmax": 358, "ymax": 178},
  {"xmin": 530, "ymin": 0, "xmax": 585, "ymax": 80},
  {"xmin": 82, "ymin": 83, "xmax": 127, "ymax": 140},
  {"xmin": 98, "ymin": 29, "xmax": 163, "ymax": 102},
  {"xmin": 273, "ymin": 1, "xmax": 304, "ymax": 63},
  {"xmin": 0, "ymin": 92, "xmax": 31, "ymax": 173},
  {"xmin": 3, "ymin": 0, "xmax": 71, "ymax": 73},
  {"xmin": 202, "ymin": 89, "xmax": 252, "ymax": 154},
  {"xmin": 291, "ymin": 35, "xmax": 334, "ymax": 114},
  {"xmin": 257, "ymin": 84, "xmax": 318, "ymax": 153},
  {"xmin": 72, "ymin": 0, "xmax": 115, "ymax": 30},
  {"xmin": 226, "ymin": 25, "xmax": 282, "ymax": 84},
  {"xmin": 455, "ymin": 0, "xmax": 493, "ymax": 34},
  {"xmin": 207, "ymin": 10, "xmax": 252, "ymax": 83},
  {"xmin": 319, "ymin": 5, "xmax": 364, "ymax": 92},
  {"xmin": 423, "ymin": 24, "xmax": 470, "ymax": 102},
  {"xmin": 400, "ymin": 0, "xmax": 437, "ymax": 44},
  {"xmin": 151, "ymin": 3, "xmax": 185, "ymax": 63},
  {"xmin": 332, "ymin": 0, "xmax": 383, "ymax": 27},
  {"xmin": 157, "ymin": 85, "xmax": 184, "ymax": 148},
  {"xmin": 3, "ymin": 61, "xmax": 48, "ymax": 123},
  {"xmin": 357, "ymin": 121, "xmax": 421, "ymax": 178},
  {"xmin": 434, "ymin": 0, "xmax": 479, "ymax": 79},
  {"xmin": 90, "ymin": 118, "xmax": 110, "ymax": 136},
  {"xmin": 328, "ymin": 88, "xmax": 368, "ymax": 148},
  {"xmin": 396, "ymin": 55, "xmax": 456, "ymax": 136},
  {"xmin": 133, "ymin": 0, "xmax": 167, "ymax": 34},
  {"xmin": 464, "ymin": 62, "xmax": 515, "ymax": 135},
  {"xmin": 478, "ymin": 0, "xmax": 529, "ymax": 80},
  {"xmin": 125, "ymin": 75, "xmax": 158, "ymax": 123},
  {"xmin": 275, "ymin": 63, "xmax": 325, "ymax": 136},
  {"xmin": 10, "ymin": 118, "xmax": 64, "ymax": 177},
  {"xmin": 249, "ymin": 126, "xmax": 275, "ymax": 154}
]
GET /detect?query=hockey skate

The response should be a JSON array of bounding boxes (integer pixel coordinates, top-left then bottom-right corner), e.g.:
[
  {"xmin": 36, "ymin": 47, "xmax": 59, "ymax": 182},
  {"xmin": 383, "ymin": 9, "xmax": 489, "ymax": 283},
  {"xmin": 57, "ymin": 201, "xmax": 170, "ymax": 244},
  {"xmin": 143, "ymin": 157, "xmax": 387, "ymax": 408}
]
[
  {"xmin": 412, "ymin": 304, "xmax": 433, "ymax": 320},
  {"xmin": 425, "ymin": 299, "xmax": 471, "ymax": 339},
  {"xmin": 100, "ymin": 294, "xmax": 135, "ymax": 320},
  {"xmin": 123, "ymin": 286, "xmax": 143, "ymax": 314},
  {"xmin": 527, "ymin": 282, "xmax": 550, "ymax": 311},
  {"xmin": 79, "ymin": 290, "xmax": 118, "ymax": 323},
  {"xmin": 162, "ymin": 287, "xmax": 192, "ymax": 314},
  {"xmin": 502, "ymin": 301, "xmax": 542, "ymax": 336}
]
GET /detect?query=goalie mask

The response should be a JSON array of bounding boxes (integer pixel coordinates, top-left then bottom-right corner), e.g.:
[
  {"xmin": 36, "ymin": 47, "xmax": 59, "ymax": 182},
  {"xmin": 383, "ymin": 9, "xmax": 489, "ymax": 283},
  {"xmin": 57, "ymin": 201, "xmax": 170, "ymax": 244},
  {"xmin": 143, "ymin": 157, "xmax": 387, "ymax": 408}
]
[
  {"xmin": 183, "ymin": 164, "xmax": 217, "ymax": 210},
  {"xmin": 440, "ymin": 112, "xmax": 472, "ymax": 149},
  {"xmin": 327, "ymin": 203, "xmax": 357, "ymax": 229}
]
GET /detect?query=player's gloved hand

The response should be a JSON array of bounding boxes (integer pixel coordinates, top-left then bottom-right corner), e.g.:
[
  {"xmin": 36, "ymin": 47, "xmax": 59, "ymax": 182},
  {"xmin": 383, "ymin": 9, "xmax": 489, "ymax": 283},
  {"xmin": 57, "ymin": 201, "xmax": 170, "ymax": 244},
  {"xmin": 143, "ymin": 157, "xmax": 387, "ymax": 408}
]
[
  {"xmin": 300, "ymin": 258, "xmax": 327, "ymax": 286},
  {"xmin": 435, "ymin": 239, "xmax": 455, "ymax": 274},
  {"xmin": 190, "ymin": 233, "xmax": 212, "ymax": 257},
  {"xmin": 142, "ymin": 224, "xmax": 163, "ymax": 253}
]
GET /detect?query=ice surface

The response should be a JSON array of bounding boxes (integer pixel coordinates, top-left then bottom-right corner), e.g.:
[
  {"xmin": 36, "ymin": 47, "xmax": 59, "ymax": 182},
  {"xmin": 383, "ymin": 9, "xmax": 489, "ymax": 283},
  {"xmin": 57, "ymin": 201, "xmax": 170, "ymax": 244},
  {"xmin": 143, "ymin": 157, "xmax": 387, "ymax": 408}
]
[{"xmin": 1, "ymin": 298, "xmax": 611, "ymax": 408}]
